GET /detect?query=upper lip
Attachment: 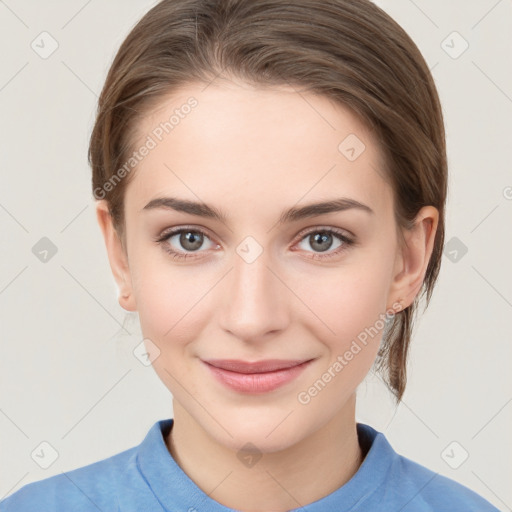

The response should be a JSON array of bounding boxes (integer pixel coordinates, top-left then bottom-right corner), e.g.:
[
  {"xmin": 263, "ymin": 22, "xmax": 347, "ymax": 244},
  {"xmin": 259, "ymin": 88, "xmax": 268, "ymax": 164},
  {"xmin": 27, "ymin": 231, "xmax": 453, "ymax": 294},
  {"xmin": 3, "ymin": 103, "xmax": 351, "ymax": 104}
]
[{"xmin": 203, "ymin": 359, "xmax": 312, "ymax": 374}]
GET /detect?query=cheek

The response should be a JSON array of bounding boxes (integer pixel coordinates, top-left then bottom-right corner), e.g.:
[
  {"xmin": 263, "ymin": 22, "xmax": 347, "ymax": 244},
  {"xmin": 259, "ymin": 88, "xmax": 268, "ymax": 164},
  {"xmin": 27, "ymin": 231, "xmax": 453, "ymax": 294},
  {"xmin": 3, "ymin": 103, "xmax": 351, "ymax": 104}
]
[
  {"xmin": 132, "ymin": 263, "xmax": 213, "ymax": 394},
  {"xmin": 290, "ymin": 250, "xmax": 396, "ymax": 400},
  {"xmin": 130, "ymin": 251, "xmax": 219, "ymax": 359},
  {"xmin": 293, "ymin": 255, "xmax": 394, "ymax": 344},
  {"xmin": 292, "ymin": 266, "xmax": 392, "ymax": 412}
]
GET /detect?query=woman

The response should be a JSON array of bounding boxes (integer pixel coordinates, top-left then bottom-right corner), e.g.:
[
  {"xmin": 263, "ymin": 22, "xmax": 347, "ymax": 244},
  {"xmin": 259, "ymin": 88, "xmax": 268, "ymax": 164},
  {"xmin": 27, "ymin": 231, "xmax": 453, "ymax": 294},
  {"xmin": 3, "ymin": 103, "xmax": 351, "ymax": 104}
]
[{"xmin": 0, "ymin": 0, "xmax": 500, "ymax": 510}]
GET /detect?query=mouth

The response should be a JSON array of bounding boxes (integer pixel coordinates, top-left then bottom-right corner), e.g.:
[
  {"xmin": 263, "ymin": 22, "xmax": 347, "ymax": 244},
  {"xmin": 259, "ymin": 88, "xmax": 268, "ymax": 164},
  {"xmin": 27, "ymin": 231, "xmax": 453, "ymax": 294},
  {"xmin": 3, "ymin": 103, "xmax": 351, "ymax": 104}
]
[{"xmin": 202, "ymin": 358, "xmax": 314, "ymax": 393}]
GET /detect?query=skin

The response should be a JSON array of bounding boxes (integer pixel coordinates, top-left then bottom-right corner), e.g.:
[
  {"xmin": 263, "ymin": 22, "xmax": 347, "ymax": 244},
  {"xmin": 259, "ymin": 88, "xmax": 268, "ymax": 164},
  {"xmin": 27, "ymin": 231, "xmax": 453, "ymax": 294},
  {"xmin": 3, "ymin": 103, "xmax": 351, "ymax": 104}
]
[{"xmin": 96, "ymin": 79, "xmax": 438, "ymax": 512}]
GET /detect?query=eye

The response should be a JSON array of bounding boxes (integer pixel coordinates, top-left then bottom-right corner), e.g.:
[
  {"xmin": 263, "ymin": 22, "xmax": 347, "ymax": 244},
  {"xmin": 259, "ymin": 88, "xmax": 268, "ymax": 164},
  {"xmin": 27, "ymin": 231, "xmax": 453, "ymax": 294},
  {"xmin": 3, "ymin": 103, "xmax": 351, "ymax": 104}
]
[
  {"xmin": 295, "ymin": 228, "xmax": 354, "ymax": 259},
  {"xmin": 155, "ymin": 226, "xmax": 218, "ymax": 261},
  {"xmin": 155, "ymin": 225, "xmax": 354, "ymax": 262}
]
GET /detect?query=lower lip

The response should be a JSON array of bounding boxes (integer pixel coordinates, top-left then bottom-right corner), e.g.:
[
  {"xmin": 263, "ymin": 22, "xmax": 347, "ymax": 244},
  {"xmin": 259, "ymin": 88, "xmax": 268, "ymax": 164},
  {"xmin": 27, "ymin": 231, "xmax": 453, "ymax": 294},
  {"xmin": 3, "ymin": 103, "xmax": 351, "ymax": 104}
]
[{"xmin": 203, "ymin": 361, "xmax": 312, "ymax": 393}]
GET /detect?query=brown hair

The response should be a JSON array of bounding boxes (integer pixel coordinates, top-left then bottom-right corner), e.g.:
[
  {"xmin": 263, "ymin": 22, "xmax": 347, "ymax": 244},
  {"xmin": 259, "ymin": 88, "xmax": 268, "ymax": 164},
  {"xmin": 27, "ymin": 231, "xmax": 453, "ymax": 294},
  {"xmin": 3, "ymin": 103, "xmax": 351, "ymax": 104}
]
[{"xmin": 89, "ymin": 0, "xmax": 447, "ymax": 401}]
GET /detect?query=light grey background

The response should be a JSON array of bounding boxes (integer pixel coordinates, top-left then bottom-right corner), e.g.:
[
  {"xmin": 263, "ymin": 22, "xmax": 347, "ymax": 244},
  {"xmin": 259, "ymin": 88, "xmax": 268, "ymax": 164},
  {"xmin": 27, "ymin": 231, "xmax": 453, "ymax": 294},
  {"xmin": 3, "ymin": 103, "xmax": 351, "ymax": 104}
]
[{"xmin": 0, "ymin": 0, "xmax": 511, "ymax": 509}]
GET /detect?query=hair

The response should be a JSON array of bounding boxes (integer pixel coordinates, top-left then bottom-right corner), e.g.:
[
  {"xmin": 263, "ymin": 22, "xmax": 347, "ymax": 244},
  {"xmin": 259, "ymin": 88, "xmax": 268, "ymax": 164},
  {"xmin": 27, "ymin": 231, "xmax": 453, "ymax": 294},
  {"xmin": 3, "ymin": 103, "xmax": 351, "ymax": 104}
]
[{"xmin": 88, "ymin": 0, "xmax": 447, "ymax": 402}]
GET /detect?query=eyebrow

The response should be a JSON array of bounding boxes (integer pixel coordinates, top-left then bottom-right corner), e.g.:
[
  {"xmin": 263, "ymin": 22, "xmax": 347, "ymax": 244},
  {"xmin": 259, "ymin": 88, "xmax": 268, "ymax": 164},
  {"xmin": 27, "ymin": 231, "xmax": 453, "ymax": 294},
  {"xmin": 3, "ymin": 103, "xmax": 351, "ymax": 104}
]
[{"xmin": 142, "ymin": 196, "xmax": 374, "ymax": 224}]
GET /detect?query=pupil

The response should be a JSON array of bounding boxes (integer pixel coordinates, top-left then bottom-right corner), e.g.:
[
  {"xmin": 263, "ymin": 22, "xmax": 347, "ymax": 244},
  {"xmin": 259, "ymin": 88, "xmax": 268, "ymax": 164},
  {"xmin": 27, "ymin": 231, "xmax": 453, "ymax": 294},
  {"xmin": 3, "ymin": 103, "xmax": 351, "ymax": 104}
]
[{"xmin": 311, "ymin": 232, "xmax": 332, "ymax": 252}]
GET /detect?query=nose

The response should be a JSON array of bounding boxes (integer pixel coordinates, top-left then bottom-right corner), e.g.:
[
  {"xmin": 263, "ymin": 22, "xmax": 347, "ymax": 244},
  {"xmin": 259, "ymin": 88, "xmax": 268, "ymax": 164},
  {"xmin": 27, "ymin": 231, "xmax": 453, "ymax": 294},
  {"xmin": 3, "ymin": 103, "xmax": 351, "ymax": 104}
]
[{"xmin": 218, "ymin": 247, "xmax": 290, "ymax": 343}]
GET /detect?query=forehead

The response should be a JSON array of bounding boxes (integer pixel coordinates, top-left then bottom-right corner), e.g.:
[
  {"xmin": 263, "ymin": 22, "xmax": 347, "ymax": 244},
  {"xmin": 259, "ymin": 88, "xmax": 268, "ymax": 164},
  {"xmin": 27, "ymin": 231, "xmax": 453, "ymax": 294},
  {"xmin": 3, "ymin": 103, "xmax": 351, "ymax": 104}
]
[{"xmin": 126, "ymin": 80, "xmax": 392, "ymax": 220}]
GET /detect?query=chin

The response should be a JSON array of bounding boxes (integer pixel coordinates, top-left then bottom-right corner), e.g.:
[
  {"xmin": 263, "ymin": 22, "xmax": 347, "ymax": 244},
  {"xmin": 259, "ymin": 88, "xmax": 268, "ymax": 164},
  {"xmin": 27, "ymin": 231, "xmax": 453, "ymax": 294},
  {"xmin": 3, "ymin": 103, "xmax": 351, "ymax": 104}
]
[{"xmin": 200, "ymin": 406, "xmax": 318, "ymax": 454}]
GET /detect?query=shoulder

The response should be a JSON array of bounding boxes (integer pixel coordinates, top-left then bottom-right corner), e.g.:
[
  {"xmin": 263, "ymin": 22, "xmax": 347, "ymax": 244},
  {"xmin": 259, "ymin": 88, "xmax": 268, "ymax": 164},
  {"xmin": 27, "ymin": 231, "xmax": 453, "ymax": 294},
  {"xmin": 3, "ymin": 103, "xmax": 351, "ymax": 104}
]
[
  {"xmin": 390, "ymin": 454, "xmax": 500, "ymax": 511},
  {"xmin": 0, "ymin": 445, "xmax": 138, "ymax": 512},
  {"xmin": 360, "ymin": 424, "xmax": 500, "ymax": 511}
]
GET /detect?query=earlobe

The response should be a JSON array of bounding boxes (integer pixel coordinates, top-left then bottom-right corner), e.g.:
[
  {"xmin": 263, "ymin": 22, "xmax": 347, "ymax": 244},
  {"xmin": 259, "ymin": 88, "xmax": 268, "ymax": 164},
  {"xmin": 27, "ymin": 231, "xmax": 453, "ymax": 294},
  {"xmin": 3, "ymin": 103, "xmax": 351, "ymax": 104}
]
[
  {"xmin": 95, "ymin": 201, "xmax": 137, "ymax": 312},
  {"xmin": 389, "ymin": 206, "xmax": 439, "ymax": 309}
]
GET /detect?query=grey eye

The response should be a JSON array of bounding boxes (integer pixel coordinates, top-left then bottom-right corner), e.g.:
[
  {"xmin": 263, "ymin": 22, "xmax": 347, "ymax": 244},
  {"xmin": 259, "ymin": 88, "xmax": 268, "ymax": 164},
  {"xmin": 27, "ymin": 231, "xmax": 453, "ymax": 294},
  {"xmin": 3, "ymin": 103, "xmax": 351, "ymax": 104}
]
[
  {"xmin": 298, "ymin": 231, "xmax": 343, "ymax": 253},
  {"xmin": 167, "ymin": 230, "xmax": 213, "ymax": 252}
]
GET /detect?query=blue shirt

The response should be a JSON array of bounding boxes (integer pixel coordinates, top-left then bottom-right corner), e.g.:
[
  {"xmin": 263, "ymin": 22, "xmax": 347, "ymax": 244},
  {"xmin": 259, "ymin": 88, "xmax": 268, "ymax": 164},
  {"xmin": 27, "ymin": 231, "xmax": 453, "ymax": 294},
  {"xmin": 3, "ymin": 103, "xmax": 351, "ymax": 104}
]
[{"xmin": 0, "ymin": 419, "xmax": 499, "ymax": 511}]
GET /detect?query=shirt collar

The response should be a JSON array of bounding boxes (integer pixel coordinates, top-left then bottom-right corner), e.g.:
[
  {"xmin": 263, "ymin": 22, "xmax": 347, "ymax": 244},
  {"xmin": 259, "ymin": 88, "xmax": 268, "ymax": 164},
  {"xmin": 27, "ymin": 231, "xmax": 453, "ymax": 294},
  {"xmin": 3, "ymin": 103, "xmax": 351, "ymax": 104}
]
[{"xmin": 137, "ymin": 418, "xmax": 395, "ymax": 512}]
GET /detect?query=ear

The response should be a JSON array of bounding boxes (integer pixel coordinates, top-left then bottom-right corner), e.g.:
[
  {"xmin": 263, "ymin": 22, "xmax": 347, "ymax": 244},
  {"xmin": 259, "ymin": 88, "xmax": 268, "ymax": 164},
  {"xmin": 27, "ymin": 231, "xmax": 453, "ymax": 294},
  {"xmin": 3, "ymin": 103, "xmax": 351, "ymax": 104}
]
[
  {"xmin": 388, "ymin": 206, "xmax": 439, "ymax": 310},
  {"xmin": 95, "ymin": 200, "xmax": 137, "ymax": 312}
]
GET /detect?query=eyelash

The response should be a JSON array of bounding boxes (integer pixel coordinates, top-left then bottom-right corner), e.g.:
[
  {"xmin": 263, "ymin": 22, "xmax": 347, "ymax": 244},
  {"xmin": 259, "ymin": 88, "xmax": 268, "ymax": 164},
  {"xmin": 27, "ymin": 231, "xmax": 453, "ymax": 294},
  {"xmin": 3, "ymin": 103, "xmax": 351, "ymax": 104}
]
[{"xmin": 154, "ymin": 225, "xmax": 355, "ymax": 262}]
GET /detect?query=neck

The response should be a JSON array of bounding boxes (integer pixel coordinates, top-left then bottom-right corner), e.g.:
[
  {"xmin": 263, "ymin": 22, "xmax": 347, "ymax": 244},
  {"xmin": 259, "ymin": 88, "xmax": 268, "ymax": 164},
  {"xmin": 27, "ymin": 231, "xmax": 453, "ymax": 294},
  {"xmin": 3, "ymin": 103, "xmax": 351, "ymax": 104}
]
[{"xmin": 166, "ymin": 395, "xmax": 363, "ymax": 512}]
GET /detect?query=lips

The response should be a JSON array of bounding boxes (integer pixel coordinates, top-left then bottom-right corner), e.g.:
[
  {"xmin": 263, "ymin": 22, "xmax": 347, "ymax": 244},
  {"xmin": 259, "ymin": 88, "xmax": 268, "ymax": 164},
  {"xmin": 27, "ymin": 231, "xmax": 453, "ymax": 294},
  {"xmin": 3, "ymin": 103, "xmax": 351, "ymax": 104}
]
[
  {"xmin": 202, "ymin": 358, "xmax": 313, "ymax": 393},
  {"xmin": 203, "ymin": 359, "xmax": 311, "ymax": 373}
]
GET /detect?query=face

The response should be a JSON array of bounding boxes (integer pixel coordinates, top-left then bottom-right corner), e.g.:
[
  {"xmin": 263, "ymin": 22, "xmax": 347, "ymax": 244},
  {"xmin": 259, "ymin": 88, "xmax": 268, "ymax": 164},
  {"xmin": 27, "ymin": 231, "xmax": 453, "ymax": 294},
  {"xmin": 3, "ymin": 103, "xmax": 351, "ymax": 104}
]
[{"xmin": 99, "ymin": 80, "xmax": 424, "ymax": 453}]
